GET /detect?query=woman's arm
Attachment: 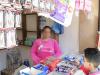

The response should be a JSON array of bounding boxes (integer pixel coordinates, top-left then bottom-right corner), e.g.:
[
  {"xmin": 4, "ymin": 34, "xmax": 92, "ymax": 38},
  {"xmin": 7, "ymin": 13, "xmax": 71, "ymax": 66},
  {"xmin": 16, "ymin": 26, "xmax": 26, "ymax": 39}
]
[
  {"xmin": 54, "ymin": 40, "xmax": 62, "ymax": 57},
  {"xmin": 31, "ymin": 40, "xmax": 40, "ymax": 64}
]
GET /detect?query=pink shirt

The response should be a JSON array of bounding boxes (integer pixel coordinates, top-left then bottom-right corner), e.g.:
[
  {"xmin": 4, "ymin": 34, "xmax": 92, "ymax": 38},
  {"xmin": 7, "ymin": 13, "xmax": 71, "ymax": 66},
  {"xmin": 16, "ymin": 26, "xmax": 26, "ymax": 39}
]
[{"xmin": 31, "ymin": 38, "xmax": 62, "ymax": 64}]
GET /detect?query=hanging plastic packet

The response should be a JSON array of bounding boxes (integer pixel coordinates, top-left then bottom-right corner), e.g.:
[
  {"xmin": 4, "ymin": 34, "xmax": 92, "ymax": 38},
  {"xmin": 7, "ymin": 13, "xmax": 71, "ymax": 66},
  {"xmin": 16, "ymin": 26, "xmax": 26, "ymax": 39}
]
[
  {"xmin": 84, "ymin": 0, "xmax": 92, "ymax": 13},
  {"xmin": 13, "ymin": 0, "xmax": 21, "ymax": 4},
  {"xmin": 1, "ymin": 0, "xmax": 9, "ymax": 4},
  {"xmin": 9, "ymin": 0, "xmax": 14, "ymax": 4},
  {"xmin": 45, "ymin": 0, "xmax": 51, "ymax": 13},
  {"xmin": 75, "ymin": 0, "xmax": 80, "ymax": 16},
  {"xmin": 6, "ymin": 29, "xmax": 17, "ymax": 48},
  {"xmin": 0, "ymin": 30, "xmax": 5, "ymax": 49},
  {"xmin": 32, "ymin": 0, "xmax": 39, "ymax": 12},
  {"xmin": 15, "ymin": 13, "xmax": 22, "ymax": 27},
  {"xmin": 39, "ymin": 0, "xmax": 46, "ymax": 12},
  {"xmin": 5, "ymin": 10, "xmax": 15, "ymax": 28},
  {"xmin": 0, "ymin": 10, "xmax": 4, "ymax": 28},
  {"xmin": 13, "ymin": 0, "xmax": 22, "ymax": 10},
  {"xmin": 79, "ymin": 0, "xmax": 84, "ymax": 10},
  {"xmin": 24, "ymin": 0, "xmax": 32, "ymax": 9}
]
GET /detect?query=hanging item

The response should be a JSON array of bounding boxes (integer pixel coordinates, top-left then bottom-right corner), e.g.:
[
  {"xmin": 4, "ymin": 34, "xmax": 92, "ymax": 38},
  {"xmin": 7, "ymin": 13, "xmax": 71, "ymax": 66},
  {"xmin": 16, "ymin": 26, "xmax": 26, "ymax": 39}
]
[
  {"xmin": 75, "ymin": 0, "xmax": 92, "ymax": 16},
  {"xmin": 38, "ymin": 0, "xmax": 76, "ymax": 27},
  {"xmin": 0, "ymin": 31, "xmax": 5, "ymax": 49},
  {"xmin": 0, "ymin": 0, "xmax": 9, "ymax": 4},
  {"xmin": 40, "ymin": 16, "xmax": 46, "ymax": 29},
  {"xmin": 5, "ymin": 10, "xmax": 15, "ymax": 28},
  {"xmin": 49, "ymin": 0, "xmax": 76, "ymax": 27},
  {"xmin": 84, "ymin": 0, "xmax": 92, "ymax": 13},
  {"xmin": 39, "ymin": 0, "xmax": 46, "ymax": 12},
  {"xmin": 52, "ymin": 22, "xmax": 64, "ymax": 35},
  {"xmin": 32, "ymin": 0, "xmax": 39, "ymax": 12},
  {"xmin": 23, "ymin": 0, "xmax": 32, "ymax": 9},
  {"xmin": 79, "ymin": 0, "xmax": 84, "ymax": 10},
  {"xmin": 15, "ymin": 13, "xmax": 22, "ymax": 27},
  {"xmin": 0, "ymin": 10, "xmax": 4, "ymax": 28},
  {"xmin": 45, "ymin": 0, "xmax": 51, "ymax": 12},
  {"xmin": 6, "ymin": 29, "xmax": 17, "ymax": 48}
]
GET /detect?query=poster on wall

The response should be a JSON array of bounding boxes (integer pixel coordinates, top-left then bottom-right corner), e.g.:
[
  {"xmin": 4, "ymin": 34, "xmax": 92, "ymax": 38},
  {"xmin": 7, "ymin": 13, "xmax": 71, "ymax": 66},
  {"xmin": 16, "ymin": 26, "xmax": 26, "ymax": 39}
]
[
  {"xmin": 49, "ymin": 0, "xmax": 75, "ymax": 27},
  {"xmin": 38, "ymin": 0, "xmax": 76, "ymax": 27}
]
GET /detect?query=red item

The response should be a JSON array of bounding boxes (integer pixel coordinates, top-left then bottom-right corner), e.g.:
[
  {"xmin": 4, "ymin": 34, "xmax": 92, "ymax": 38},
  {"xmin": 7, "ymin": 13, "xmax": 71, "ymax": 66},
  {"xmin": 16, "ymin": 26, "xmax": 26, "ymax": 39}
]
[
  {"xmin": 80, "ymin": 65, "xmax": 90, "ymax": 75},
  {"xmin": 47, "ymin": 59, "xmax": 61, "ymax": 71},
  {"xmin": 40, "ymin": 57, "xmax": 61, "ymax": 71}
]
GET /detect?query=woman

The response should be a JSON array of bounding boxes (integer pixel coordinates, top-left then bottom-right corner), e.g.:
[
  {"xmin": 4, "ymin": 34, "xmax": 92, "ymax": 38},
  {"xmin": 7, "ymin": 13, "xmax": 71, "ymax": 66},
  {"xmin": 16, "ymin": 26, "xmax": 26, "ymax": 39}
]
[{"xmin": 31, "ymin": 26, "xmax": 62, "ymax": 64}]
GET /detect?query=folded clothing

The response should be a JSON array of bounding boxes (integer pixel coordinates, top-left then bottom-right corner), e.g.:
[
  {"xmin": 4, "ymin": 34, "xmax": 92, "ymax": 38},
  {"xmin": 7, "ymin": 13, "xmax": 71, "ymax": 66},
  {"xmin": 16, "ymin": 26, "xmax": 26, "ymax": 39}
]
[{"xmin": 55, "ymin": 55, "xmax": 84, "ymax": 74}]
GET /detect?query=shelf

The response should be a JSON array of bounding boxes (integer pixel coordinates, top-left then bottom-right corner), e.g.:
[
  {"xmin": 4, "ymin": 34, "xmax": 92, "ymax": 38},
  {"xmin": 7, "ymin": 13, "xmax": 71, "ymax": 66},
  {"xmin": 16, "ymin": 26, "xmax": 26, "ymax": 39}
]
[
  {"xmin": 22, "ymin": 11, "xmax": 37, "ymax": 15},
  {"xmin": 26, "ymin": 31, "xmax": 37, "ymax": 32},
  {"xmin": 18, "ymin": 44, "xmax": 32, "ymax": 47},
  {"xmin": 16, "ymin": 28, "xmax": 22, "ymax": 30}
]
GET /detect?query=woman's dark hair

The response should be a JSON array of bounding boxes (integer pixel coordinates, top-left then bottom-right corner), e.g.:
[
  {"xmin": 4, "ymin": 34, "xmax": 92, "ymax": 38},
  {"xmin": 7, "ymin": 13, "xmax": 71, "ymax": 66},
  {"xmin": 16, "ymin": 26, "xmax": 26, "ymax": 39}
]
[
  {"xmin": 84, "ymin": 48, "xmax": 100, "ymax": 67},
  {"xmin": 42, "ymin": 26, "xmax": 52, "ymax": 33}
]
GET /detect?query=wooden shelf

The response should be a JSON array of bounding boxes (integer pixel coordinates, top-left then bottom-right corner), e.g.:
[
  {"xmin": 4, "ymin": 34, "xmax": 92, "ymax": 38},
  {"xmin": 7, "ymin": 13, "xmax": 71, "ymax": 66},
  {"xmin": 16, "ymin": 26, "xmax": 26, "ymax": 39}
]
[
  {"xmin": 17, "ymin": 28, "xmax": 22, "ymax": 30},
  {"xmin": 22, "ymin": 13, "xmax": 41, "ymax": 44},
  {"xmin": 26, "ymin": 31, "xmax": 37, "ymax": 32}
]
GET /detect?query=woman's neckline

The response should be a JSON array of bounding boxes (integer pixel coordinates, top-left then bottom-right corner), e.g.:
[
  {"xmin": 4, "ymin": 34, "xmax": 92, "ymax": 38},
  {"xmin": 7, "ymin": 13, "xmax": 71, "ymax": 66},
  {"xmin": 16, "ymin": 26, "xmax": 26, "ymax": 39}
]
[{"xmin": 41, "ymin": 38, "xmax": 51, "ymax": 41}]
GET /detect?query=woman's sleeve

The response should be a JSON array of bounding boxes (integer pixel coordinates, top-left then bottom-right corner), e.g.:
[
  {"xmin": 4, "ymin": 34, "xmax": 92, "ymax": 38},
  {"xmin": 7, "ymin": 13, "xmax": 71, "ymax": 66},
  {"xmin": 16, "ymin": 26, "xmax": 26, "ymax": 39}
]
[
  {"xmin": 54, "ymin": 40, "xmax": 62, "ymax": 57},
  {"xmin": 31, "ymin": 40, "xmax": 40, "ymax": 64}
]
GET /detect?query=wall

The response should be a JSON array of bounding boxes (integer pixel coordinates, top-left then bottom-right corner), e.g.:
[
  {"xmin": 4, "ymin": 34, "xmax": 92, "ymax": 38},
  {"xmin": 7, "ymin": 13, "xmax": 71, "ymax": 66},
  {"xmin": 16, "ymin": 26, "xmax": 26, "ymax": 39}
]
[
  {"xmin": 0, "ymin": 50, "xmax": 7, "ymax": 71},
  {"xmin": 79, "ymin": 0, "xmax": 99, "ymax": 52},
  {"xmin": 59, "ymin": 12, "xmax": 79, "ymax": 55}
]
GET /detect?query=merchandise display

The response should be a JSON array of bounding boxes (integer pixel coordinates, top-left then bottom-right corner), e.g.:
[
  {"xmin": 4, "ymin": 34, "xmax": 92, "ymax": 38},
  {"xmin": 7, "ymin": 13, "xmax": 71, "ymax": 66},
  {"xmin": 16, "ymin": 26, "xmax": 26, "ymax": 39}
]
[
  {"xmin": 20, "ymin": 54, "xmax": 84, "ymax": 75},
  {"xmin": 0, "ymin": 1, "xmax": 22, "ymax": 49}
]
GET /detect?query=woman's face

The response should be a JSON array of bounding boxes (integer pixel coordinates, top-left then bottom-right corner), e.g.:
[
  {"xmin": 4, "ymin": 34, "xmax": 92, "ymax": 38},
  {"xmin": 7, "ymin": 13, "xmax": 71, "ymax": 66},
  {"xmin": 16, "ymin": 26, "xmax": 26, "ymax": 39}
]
[{"xmin": 42, "ymin": 28, "xmax": 51, "ymax": 39}]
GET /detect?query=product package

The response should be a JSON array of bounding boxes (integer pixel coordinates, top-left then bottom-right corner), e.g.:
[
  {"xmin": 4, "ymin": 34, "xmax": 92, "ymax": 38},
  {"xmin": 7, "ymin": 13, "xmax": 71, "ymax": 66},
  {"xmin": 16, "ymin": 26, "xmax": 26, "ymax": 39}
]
[
  {"xmin": 15, "ymin": 13, "xmax": 22, "ymax": 27},
  {"xmin": 0, "ymin": 31, "xmax": 5, "ymax": 49},
  {"xmin": 5, "ymin": 29, "xmax": 17, "ymax": 48},
  {"xmin": 0, "ymin": 10, "xmax": 4, "ymax": 28},
  {"xmin": 5, "ymin": 10, "xmax": 14, "ymax": 28}
]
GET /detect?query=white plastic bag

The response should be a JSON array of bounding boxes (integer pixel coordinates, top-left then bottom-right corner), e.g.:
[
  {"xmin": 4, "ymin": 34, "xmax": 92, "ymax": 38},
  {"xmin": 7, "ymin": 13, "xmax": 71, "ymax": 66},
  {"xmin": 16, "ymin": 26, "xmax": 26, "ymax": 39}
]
[
  {"xmin": 15, "ymin": 14, "xmax": 22, "ymax": 27},
  {"xmin": 0, "ymin": 11, "xmax": 3, "ymax": 28},
  {"xmin": 0, "ymin": 31, "xmax": 5, "ymax": 49},
  {"xmin": 5, "ymin": 11, "xmax": 14, "ymax": 28},
  {"xmin": 6, "ymin": 29, "xmax": 16, "ymax": 48}
]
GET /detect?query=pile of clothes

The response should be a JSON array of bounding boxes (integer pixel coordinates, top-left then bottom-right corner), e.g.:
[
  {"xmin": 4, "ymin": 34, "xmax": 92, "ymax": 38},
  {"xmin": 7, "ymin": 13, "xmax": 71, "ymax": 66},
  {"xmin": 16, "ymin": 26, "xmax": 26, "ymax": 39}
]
[
  {"xmin": 55, "ymin": 55, "xmax": 83, "ymax": 74},
  {"xmin": 20, "ymin": 54, "xmax": 84, "ymax": 75}
]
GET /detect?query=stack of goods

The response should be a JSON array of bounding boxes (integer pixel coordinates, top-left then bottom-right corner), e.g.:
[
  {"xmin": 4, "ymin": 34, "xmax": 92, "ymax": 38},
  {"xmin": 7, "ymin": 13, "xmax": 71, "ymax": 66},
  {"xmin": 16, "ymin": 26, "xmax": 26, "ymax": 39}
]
[
  {"xmin": 55, "ymin": 55, "xmax": 84, "ymax": 75},
  {"xmin": 21, "ymin": 0, "xmax": 54, "ymax": 14},
  {"xmin": 20, "ymin": 55, "xmax": 84, "ymax": 75},
  {"xmin": 0, "ymin": 0, "xmax": 22, "ymax": 49}
]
